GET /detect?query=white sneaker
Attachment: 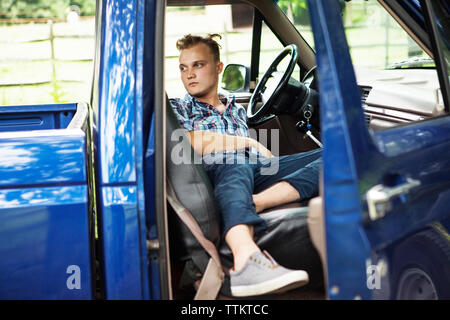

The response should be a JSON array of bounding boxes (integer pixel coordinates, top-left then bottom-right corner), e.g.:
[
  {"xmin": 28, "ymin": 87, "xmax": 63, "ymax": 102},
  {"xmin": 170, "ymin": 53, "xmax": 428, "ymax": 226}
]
[{"xmin": 230, "ymin": 250, "xmax": 309, "ymax": 297}]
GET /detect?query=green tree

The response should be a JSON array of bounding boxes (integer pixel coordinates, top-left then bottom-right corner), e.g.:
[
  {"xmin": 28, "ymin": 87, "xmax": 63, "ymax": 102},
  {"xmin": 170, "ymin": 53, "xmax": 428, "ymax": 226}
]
[
  {"xmin": 0, "ymin": 0, "xmax": 95, "ymax": 19},
  {"xmin": 71, "ymin": 0, "xmax": 96, "ymax": 16},
  {"xmin": 277, "ymin": 0, "xmax": 310, "ymax": 26}
]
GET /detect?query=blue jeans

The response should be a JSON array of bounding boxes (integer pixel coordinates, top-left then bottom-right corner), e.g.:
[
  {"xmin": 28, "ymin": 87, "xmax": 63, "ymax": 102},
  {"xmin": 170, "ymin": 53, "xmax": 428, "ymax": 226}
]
[{"xmin": 202, "ymin": 148, "xmax": 322, "ymax": 239}]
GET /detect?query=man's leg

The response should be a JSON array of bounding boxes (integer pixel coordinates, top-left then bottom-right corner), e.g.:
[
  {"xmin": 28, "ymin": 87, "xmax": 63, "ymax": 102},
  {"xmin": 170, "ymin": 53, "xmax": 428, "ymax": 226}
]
[
  {"xmin": 225, "ymin": 224, "xmax": 259, "ymax": 271},
  {"xmin": 204, "ymin": 159, "xmax": 266, "ymax": 269},
  {"xmin": 253, "ymin": 148, "xmax": 322, "ymax": 212},
  {"xmin": 204, "ymin": 156, "xmax": 310, "ymax": 297},
  {"xmin": 253, "ymin": 181, "xmax": 299, "ymax": 213}
]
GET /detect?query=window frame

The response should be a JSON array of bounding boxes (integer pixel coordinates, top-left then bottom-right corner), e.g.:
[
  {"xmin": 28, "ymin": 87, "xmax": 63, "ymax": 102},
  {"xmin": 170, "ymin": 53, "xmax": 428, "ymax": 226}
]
[{"xmin": 420, "ymin": 0, "xmax": 450, "ymax": 113}]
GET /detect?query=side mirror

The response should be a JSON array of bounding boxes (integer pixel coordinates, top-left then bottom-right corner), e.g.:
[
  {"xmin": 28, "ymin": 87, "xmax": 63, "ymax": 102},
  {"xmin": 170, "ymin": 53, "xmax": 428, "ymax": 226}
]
[{"xmin": 221, "ymin": 64, "xmax": 250, "ymax": 92}]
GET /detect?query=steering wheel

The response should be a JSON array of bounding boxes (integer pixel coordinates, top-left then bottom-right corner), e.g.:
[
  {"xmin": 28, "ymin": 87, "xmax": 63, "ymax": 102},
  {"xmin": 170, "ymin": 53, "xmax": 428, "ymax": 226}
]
[{"xmin": 247, "ymin": 44, "xmax": 299, "ymax": 123}]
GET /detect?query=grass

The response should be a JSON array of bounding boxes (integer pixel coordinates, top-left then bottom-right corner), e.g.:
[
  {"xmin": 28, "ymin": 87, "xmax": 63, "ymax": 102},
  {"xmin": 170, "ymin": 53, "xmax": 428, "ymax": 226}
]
[
  {"xmin": 0, "ymin": 19, "xmax": 95, "ymax": 106},
  {"xmin": 0, "ymin": 82, "xmax": 91, "ymax": 105}
]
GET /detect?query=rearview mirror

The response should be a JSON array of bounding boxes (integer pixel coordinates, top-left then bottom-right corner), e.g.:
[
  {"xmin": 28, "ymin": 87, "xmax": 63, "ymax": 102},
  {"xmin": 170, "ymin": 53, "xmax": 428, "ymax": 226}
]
[{"xmin": 221, "ymin": 64, "xmax": 250, "ymax": 92}]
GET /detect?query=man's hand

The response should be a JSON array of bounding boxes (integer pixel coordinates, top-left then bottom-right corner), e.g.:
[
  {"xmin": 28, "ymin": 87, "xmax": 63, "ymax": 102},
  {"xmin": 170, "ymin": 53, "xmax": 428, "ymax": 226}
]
[{"xmin": 249, "ymin": 139, "xmax": 274, "ymax": 158}]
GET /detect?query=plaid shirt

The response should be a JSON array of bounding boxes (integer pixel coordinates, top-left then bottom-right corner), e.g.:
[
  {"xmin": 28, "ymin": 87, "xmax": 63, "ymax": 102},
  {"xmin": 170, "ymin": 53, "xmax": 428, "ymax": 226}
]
[{"xmin": 169, "ymin": 93, "xmax": 250, "ymax": 137}]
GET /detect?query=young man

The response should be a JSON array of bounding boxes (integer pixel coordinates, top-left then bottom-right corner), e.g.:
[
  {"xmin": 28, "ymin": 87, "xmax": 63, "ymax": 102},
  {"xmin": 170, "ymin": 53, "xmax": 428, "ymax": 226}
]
[{"xmin": 170, "ymin": 34, "xmax": 322, "ymax": 297}]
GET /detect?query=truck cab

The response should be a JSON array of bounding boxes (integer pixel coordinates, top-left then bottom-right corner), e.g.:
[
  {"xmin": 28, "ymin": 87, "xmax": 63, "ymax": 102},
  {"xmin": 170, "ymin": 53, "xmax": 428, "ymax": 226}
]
[{"xmin": 0, "ymin": 0, "xmax": 449, "ymax": 300}]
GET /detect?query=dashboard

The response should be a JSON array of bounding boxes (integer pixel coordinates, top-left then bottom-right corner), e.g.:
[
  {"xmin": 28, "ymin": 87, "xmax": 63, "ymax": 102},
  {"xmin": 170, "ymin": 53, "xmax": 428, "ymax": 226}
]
[{"xmin": 355, "ymin": 67, "xmax": 443, "ymax": 130}]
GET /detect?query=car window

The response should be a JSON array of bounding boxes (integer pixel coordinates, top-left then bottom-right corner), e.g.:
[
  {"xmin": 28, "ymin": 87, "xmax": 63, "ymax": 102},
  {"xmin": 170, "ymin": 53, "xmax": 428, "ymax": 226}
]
[
  {"xmin": 276, "ymin": 0, "xmax": 315, "ymax": 50},
  {"xmin": 165, "ymin": 4, "xmax": 253, "ymax": 98},
  {"xmin": 277, "ymin": 0, "xmax": 444, "ymax": 128},
  {"xmin": 277, "ymin": 0, "xmax": 432, "ymax": 70},
  {"xmin": 342, "ymin": 1, "xmax": 432, "ymax": 70},
  {"xmin": 259, "ymin": 20, "xmax": 301, "ymax": 82}
]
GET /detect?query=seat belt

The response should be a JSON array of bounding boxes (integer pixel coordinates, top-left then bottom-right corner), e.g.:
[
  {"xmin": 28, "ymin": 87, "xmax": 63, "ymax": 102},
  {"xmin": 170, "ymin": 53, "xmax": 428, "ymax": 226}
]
[{"xmin": 166, "ymin": 180, "xmax": 225, "ymax": 300}]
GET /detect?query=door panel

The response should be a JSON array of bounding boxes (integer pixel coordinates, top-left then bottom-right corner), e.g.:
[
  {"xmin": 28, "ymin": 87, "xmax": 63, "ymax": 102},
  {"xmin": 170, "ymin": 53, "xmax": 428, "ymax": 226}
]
[
  {"xmin": 366, "ymin": 118, "xmax": 450, "ymax": 246},
  {"xmin": 99, "ymin": 186, "xmax": 143, "ymax": 298},
  {"xmin": 308, "ymin": 0, "xmax": 450, "ymax": 299},
  {"xmin": 94, "ymin": 0, "xmax": 150, "ymax": 299}
]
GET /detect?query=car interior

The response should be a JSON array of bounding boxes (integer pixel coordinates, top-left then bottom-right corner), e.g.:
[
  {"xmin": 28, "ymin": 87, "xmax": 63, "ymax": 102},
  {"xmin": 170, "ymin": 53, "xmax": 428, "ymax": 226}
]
[{"xmin": 161, "ymin": 0, "xmax": 443, "ymax": 299}]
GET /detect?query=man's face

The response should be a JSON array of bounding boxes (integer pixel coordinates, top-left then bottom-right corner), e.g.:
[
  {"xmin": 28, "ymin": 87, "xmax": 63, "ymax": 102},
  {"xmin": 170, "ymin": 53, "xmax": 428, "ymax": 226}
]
[{"xmin": 179, "ymin": 43, "xmax": 223, "ymax": 98}]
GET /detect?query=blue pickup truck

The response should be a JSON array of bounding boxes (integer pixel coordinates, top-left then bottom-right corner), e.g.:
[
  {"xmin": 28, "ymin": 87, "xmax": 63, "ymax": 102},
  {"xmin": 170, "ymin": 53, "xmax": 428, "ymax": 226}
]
[{"xmin": 0, "ymin": 0, "xmax": 449, "ymax": 300}]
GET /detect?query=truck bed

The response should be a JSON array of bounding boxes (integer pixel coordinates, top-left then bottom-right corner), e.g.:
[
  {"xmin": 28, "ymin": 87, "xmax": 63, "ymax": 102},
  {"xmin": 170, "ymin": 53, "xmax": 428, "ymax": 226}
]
[{"xmin": 0, "ymin": 103, "xmax": 78, "ymax": 132}]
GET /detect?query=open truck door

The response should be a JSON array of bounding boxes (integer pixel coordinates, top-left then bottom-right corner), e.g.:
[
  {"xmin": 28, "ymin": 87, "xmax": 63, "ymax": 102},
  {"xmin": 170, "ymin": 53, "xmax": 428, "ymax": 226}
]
[
  {"xmin": 93, "ymin": 0, "xmax": 150, "ymax": 299},
  {"xmin": 308, "ymin": 0, "xmax": 450, "ymax": 299},
  {"xmin": 93, "ymin": 0, "xmax": 169, "ymax": 299}
]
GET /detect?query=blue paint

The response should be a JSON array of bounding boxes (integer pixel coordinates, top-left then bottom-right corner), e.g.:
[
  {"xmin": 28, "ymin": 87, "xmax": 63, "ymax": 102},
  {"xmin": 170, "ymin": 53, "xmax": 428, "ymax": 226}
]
[
  {"xmin": 0, "ymin": 130, "xmax": 86, "ymax": 187},
  {"xmin": 0, "ymin": 104, "xmax": 76, "ymax": 132},
  {"xmin": 308, "ymin": 0, "xmax": 450, "ymax": 299},
  {"xmin": 95, "ymin": 0, "xmax": 150, "ymax": 299},
  {"xmin": 308, "ymin": 0, "xmax": 372, "ymax": 299},
  {"xmin": 0, "ymin": 0, "xmax": 449, "ymax": 301},
  {"xmin": 99, "ymin": 186, "xmax": 143, "ymax": 299},
  {"xmin": 0, "ymin": 185, "xmax": 92, "ymax": 299},
  {"xmin": 98, "ymin": 0, "xmax": 137, "ymax": 185}
]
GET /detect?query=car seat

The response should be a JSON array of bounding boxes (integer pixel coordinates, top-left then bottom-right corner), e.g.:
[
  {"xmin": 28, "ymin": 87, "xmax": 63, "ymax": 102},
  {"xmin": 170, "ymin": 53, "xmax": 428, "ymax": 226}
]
[{"xmin": 165, "ymin": 96, "xmax": 323, "ymax": 297}]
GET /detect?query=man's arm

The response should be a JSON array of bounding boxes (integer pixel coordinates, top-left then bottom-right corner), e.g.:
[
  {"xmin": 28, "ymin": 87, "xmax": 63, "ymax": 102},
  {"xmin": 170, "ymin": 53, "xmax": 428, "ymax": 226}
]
[{"xmin": 186, "ymin": 130, "xmax": 273, "ymax": 158}]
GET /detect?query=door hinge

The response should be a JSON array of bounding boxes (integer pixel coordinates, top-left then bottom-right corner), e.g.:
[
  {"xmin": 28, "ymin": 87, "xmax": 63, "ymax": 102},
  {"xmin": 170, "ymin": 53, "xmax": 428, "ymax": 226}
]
[{"xmin": 146, "ymin": 239, "xmax": 160, "ymax": 251}]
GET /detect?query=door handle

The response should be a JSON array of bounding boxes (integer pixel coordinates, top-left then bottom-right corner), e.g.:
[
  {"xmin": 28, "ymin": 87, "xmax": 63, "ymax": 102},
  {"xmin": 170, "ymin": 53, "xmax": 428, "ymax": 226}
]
[{"xmin": 366, "ymin": 178, "xmax": 421, "ymax": 221}]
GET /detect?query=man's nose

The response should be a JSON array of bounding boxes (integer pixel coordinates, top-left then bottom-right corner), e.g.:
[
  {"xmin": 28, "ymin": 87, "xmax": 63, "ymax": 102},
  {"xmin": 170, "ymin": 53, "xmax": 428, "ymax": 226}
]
[{"xmin": 187, "ymin": 68, "xmax": 195, "ymax": 79}]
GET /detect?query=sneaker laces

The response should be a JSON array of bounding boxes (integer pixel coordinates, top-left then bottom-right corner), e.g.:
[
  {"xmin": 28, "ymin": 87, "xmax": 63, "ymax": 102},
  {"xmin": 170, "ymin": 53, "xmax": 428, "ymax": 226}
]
[
  {"xmin": 262, "ymin": 250, "xmax": 278, "ymax": 265},
  {"xmin": 250, "ymin": 250, "xmax": 279, "ymax": 269}
]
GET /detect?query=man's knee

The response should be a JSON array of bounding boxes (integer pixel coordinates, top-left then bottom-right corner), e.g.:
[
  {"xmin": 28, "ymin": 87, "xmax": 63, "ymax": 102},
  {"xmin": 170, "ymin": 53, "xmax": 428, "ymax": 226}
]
[{"xmin": 215, "ymin": 162, "xmax": 253, "ymax": 179}]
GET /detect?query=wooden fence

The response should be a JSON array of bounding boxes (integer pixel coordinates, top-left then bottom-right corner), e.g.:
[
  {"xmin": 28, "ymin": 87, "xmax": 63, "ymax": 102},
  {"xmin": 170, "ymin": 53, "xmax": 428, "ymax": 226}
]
[
  {"xmin": 0, "ymin": 18, "xmax": 94, "ymax": 89},
  {"xmin": 0, "ymin": 13, "xmax": 415, "ymax": 92}
]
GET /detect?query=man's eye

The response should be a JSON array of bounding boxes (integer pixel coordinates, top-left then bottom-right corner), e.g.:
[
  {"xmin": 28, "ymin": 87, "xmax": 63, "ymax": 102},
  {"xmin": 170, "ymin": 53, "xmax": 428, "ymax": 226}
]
[{"xmin": 195, "ymin": 63, "xmax": 203, "ymax": 68}]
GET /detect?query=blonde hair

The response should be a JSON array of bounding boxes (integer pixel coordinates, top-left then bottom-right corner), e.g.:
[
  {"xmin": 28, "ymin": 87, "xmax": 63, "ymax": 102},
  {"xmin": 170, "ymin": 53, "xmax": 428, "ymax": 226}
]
[{"xmin": 176, "ymin": 33, "xmax": 222, "ymax": 62}]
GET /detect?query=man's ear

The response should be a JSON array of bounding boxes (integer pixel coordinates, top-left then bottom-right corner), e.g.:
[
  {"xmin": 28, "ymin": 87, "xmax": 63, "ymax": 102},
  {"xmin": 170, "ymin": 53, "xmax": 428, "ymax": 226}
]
[{"xmin": 217, "ymin": 61, "xmax": 224, "ymax": 74}]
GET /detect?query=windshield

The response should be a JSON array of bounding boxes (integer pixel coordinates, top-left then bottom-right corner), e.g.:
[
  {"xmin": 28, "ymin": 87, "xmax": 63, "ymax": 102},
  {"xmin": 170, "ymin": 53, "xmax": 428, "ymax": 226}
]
[{"xmin": 276, "ymin": 0, "xmax": 434, "ymax": 70}]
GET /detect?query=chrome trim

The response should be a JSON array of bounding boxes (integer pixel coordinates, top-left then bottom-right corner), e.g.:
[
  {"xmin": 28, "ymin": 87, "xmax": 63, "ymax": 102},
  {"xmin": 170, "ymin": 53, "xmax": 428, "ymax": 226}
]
[
  {"xmin": 366, "ymin": 178, "xmax": 421, "ymax": 221},
  {"xmin": 68, "ymin": 102, "xmax": 89, "ymax": 130},
  {"xmin": 363, "ymin": 105, "xmax": 426, "ymax": 122}
]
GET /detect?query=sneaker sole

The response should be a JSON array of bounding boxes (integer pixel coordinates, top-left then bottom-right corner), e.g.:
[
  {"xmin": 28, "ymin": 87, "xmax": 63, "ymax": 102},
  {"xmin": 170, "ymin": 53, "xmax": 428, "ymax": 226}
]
[{"xmin": 231, "ymin": 270, "xmax": 309, "ymax": 297}]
